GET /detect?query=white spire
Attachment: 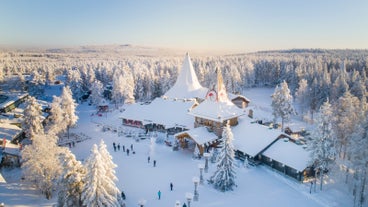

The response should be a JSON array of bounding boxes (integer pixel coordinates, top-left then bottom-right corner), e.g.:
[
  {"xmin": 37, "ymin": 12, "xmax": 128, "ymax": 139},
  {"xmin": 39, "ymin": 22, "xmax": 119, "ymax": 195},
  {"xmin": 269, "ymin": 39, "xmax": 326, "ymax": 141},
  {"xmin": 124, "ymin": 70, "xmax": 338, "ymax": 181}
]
[{"xmin": 164, "ymin": 53, "xmax": 208, "ymax": 99}]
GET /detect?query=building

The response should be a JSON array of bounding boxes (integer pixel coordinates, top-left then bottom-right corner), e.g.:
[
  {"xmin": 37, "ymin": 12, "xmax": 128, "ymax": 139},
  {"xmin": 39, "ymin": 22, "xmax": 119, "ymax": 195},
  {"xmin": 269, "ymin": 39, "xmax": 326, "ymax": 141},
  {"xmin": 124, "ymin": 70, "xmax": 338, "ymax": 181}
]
[{"xmin": 121, "ymin": 53, "xmax": 311, "ymax": 181}]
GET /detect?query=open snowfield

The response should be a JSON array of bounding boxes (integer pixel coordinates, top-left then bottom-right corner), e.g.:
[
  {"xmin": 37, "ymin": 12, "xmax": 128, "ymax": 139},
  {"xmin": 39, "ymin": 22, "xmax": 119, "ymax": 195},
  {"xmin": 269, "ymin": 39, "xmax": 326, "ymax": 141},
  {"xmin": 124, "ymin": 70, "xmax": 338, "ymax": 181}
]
[{"xmin": 0, "ymin": 88, "xmax": 351, "ymax": 207}]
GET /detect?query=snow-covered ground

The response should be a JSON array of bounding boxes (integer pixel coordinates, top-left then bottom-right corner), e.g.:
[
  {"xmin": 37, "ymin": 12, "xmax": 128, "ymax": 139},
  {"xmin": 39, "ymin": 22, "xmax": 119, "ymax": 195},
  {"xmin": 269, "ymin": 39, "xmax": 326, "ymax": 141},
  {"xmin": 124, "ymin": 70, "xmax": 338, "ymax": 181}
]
[{"xmin": 0, "ymin": 88, "xmax": 351, "ymax": 207}]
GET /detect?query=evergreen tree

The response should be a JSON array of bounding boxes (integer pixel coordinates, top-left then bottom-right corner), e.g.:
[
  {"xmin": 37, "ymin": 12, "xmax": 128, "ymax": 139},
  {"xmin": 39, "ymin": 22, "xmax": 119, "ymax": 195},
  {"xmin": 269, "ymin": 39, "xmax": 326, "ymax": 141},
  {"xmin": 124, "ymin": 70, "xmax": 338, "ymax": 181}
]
[
  {"xmin": 209, "ymin": 122, "xmax": 236, "ymax": 191},
  {"xmin": 349, "ymin": 116, "xmax": 368, "ymax": 207},
  {"xmin": 122, "ymin": 66, "xmax": 135, "ymax": 104},
  {"xmin": 112, "ymin": 74, "xmax": 125, "ymax": 106},
  {"xmin": 57, "ymin": 148, "xmax": 86, "ymax": 207},
  {"xmin": 308, "ymin": 100, "xmax": 336, "ymax": 191},
  {"xmin": 23, "ymin": 96, "xmax": 44, "ymax": 140},
  {"xmin": 60, "ymin": 86, "xmax": 78, "ymax": 139},
  {"xmin": 90, "ymin": 80, "xmax": 104, "ymax": 106},
  {"xmin": 21, "ymin": 133, "xmax": 61, "ymax": 199},
  {"xmin": 271, "ymin": 80, "xmax": 295, "ymax": 131},
  {"xmin": 295, "ymin": 79, "xmax": 309, "ymax": 116},
  {"xmin": 333, "ymin": 91, "xmax": 362, "ymax": 159},
  {"xmin": 81, "ymin": 144, "xmax": 121, "ymax": 207},
  {"xmin": 47, "ymin": 95, "xmax": 67, "ymax": 137}
]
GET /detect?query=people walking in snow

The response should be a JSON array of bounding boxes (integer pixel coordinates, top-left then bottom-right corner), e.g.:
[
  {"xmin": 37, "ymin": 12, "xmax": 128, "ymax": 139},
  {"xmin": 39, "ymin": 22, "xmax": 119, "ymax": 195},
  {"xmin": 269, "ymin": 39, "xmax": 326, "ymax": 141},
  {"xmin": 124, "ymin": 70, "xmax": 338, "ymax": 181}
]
[
  {"xmin": 113, "ymin": 142, "xmax": 116, "ymax": 151},
  {"xmin": 117, "ymin": 143, "xmax": 120, "ymax": 151},
  {"xmin": 153, "ymin": 160, "xmax": 156, "ymax": 167},
  {"xmin": 127, "ymin": 149, "xmax": 130, "ymax": 156},
  {"xmin": 123, "ymin": 145, "xmax": 125, "ymax": 152},
  {"xmin": 158, "ymin": 190, "xmax": 161, "ymax": 200},
  {"xmin": 148, "ymin": 156, "xmax": 150, "ymax": 163},
  {"xmin": 130, "ymin": 144, "xmax": 133, "ymax": 151},
  {"xmin": 170, "ymin": 182, "xmax": 173, "ymax": 191}
]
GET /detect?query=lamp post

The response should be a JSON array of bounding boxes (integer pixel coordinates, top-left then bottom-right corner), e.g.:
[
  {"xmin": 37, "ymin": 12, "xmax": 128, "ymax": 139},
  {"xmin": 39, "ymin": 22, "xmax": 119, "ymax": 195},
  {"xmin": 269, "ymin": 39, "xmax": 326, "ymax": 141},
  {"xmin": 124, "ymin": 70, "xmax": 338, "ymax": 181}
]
[
  {"xmin": 138, "ymin": 199, "xmax": 146, "ymax": 207},
  {"xmin": 198, "ymin": 164, "xmax": 204, "ymax": 184},
  {"xmin": 192, "ymin": 176, "xmax": 199, "ymax": 201},
  {"xmin": 203, "ymin": 152, "xmax": 210, "ymax": 173},
  {"xmin": 185, "ymin": 192, "xmax": 193, "ymax": 207}
]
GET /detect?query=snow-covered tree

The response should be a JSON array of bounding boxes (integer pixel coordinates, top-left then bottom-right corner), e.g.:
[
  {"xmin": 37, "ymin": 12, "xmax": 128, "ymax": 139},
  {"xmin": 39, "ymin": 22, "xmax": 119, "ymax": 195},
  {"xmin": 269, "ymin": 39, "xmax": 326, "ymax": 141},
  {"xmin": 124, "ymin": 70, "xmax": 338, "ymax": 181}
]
[
  {"xmin": 23, "ymin": 96, "xmax": 44, "ymax": 140},
  {"xmin": 121, "ymin": 66, "xmax": 135, "ymax": 104},
  {"xmin": 308, "ymin": 100, "xmax": 336, "ymax": 191},
  {"xmin": 349, "ymin": 116, "xmax": 368, "ymax": 207},
  {"xmin": 98, "ymin": 140, "xmax": 120, "ymax": 190},
  {"xmin": 81, "ymin": 144, "xmax": 122, "ymax": 207},
  {"xmin": 209, "ymin": 122, "xmax": 236, "ymax": 191},
  {"xmin": 21, "ymin": 133, "xmax": 61, "ymax": 199},
  {"xmin": 333, "ymin": 91, "xmax": 362, "ymax": 159},
  {"xmin": 66, "ymin": 69, "xmax": 83, "ymax": 99},
  {"xmin": 60, "ymin": 86, "xmax": 78, "ymax": 139},
  {"xmin": 90, "ymin": 80, "xmax": 104, "ymax": 106},
  {"xmin": 271, "ymin": 80, "xmax": 295, "ymax": 131},
  {"xmin": 295, "ymin": 79, "xmax": 309, "ymax": 116},
  {"xmin": 57, "ymin": 148, "xmax": 86, "ymax": 207},
  {"xmin": 111, "ymin": 74, "xmax": 125, "ymax": 106},
  {"xmin": 47, "ymin": 95, "xmax": 67, "ymax": 137}
]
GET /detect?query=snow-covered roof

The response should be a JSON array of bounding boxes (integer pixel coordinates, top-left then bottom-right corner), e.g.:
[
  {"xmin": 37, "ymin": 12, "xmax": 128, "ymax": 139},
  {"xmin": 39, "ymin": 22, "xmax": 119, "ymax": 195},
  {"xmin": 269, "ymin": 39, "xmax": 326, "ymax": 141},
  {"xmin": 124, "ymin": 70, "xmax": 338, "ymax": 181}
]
[
  {"xmin": 188, "ymin": 99, "xmax": 244, "ymax": 122},
  {"xmin": 0, "ymin": 122, "xmax": 23, "ymax": 140},
  {"xmin": 175, "ymin": 127, "xmax": 218, "ymax": 146},
  {"xmin": 232, "ymin": 117, "xmax": 281, "ymax": 157},
  {"xmin": 121, "ymin": 98, "xmax": 197, "ymax": 129},
  {"xmin": 164, "ymin": 53, "xmax": 208, "ymax": 99},
  {"xmin": 0, "ymin": 93, "xmax": 28, "ymax": 109},
  {"xmin": 2, "ymin": 139, "xmax": 21, "ymax": 156},
  {"xmin": 228, "ymin": 93, "xmax": 251, "ymax": 103},
  {"xmin": 262, "ymin": 139, "xmax": 310, "ymax": 172}
]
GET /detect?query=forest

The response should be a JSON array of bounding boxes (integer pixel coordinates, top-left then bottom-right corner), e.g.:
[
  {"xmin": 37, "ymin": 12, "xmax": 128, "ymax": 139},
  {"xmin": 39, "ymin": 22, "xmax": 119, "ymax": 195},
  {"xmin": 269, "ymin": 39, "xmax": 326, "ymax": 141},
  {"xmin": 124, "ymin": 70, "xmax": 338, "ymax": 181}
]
[{"xmin": 1, "ymin": 46, "xmax": 368, "ymax": 206}]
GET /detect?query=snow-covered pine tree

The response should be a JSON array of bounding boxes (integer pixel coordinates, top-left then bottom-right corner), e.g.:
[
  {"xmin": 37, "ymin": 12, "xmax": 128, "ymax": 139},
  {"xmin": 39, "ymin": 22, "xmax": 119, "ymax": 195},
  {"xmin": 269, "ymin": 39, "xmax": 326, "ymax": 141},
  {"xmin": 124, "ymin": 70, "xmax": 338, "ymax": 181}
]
[
  {"xmin": 307, "ymin": 99, "xmax": 336, "ymax": 191},
  {"xmin": 271, "ymin": 80, "xmax": 295, "ymax": 131},
  {"xmin": 23, "ymin": 96, "xmax": 44, "ymax": 140},
  {"xmin": 21, "ymin": 133, "xmax": 62, "ymax": 199},
  {"xmin": 60, "ymin": 86, "xmax": 78, "ymax": 139},
  {"xmin": 209, "ymin": 122, "xmax": 236, "ymax": 191},
  {"xmin": 333, "ymin": 91, "xmax": 362, "ymax": 159},
  {"xmin": 121, "ymin": 66, "xmax": 135, "ymax": 104},
  {"xmin": 349, "ymin": 116, "xmax": 368, "ymax": 207},
  {"xmin": 81, "ymin": 144, "xmax": 121, "ymax": 207},
  {"xmin": 112, "ymin": 74, "xmax": 125, "ymax": 107},
  {"xmin": 98, "ymin": 140, "xmax": 124, "ymax": 206},
  {"xmin": 295, "ymin": 79, "xmax": 309, "ymax": 116},
  {"xmin": 90, "ymin": 80, "xmax": 104, "ymax": 106},
  {"xmin": 47, "ymin": 95, "xmax": 67, "ymax": 138},
  {"xmin": 57, "ymin": 148, "xmax": 86, "ymax": 207},
  {"xmin": 66, "ymin": 69, "xmax": 83, "ymax": 100}
]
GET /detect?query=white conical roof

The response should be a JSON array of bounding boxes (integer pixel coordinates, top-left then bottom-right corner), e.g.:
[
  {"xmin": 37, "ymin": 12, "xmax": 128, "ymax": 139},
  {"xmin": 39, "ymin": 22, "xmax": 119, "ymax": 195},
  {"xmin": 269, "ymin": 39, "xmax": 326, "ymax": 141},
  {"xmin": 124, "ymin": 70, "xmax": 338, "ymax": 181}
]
[{"xmin": 164, "ymin": 53, "xmax": 208, "ymax": 99}]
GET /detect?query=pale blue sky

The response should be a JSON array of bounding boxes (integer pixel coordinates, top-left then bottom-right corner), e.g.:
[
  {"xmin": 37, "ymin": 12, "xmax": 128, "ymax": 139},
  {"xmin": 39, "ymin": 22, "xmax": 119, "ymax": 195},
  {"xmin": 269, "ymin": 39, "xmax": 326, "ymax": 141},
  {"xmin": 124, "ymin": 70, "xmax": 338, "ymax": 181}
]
[{"xmin": 1, "ymin": 0, "xmax": 367, "ymax": 52}]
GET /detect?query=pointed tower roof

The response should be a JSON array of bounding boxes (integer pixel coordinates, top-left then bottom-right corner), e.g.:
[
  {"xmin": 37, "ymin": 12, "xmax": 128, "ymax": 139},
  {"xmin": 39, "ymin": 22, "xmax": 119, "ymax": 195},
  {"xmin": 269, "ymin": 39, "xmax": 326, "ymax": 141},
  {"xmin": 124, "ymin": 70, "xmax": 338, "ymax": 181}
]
[
  {"xmin": 164, "ymin": 53, "xmax": 208, "ymax": 99},
  {"xmin": 189, "ymin": 68, "xmax": 244, "ymax": 122}
]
